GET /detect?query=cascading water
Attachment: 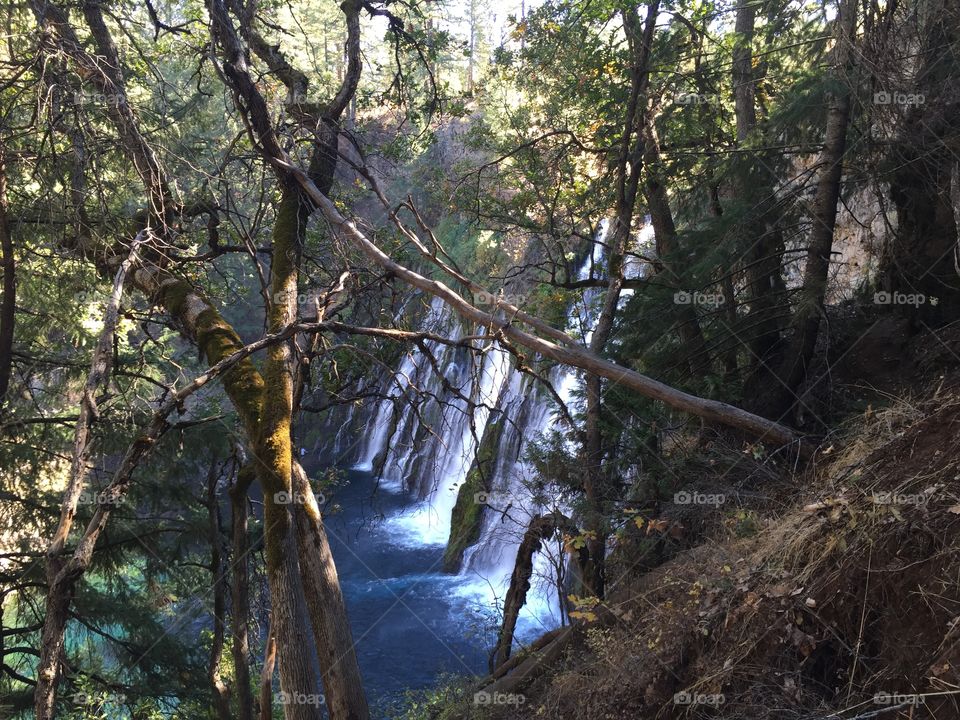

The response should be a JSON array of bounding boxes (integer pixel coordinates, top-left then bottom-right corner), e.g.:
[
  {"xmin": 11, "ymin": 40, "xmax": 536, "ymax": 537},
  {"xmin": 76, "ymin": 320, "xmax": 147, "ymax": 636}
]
[
  {"xmin": 454, "ymin": 226, "xmax": 610, "ymax": 633},
  {"xmin": 311, "ymin": 224, "xmax": 642, "ymax": 710},
  {"xmin": 351, "ymin": 295, "xmax": 512, "ymax": 544},
  {"xmin": 385, "ymin": 342, "xmax": 511, "ymax": 546}
]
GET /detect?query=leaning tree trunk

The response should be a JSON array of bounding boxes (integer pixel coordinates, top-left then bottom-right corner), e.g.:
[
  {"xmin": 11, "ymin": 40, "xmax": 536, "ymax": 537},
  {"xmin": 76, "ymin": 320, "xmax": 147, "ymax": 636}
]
[
  {"xmin": 641, "ymin": 112, "xmax": 710, "ymax": 375},
  {"xmin": 291, "ymin": 463, "xmax": 369, "ymax": 719},
  {"xmin": 491, "ymin": 513, "xmax": 578, "ymax": 671},
  {"xmin": 33, "ymin": 1, "xmax": 370, "ymax": 717},
  {"xmin": 34, "ymin": 238, "xmax": 140, "ymax": 720},
  {"xmin": 777, "ymin": 0, "xmax": 858, "ymax": 407}
]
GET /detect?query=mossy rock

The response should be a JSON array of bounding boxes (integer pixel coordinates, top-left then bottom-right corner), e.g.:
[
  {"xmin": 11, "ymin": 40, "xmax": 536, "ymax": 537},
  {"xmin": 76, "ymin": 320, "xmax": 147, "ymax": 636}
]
[{"xmin": 441, "ymin": 413, "xmax": 506, "ymax": 572}]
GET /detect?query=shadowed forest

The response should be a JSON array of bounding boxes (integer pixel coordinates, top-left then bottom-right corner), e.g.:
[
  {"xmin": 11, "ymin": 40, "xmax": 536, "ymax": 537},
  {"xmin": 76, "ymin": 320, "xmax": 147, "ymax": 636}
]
[{"xmin": 2, "ymin": 0, "xmax": 960, "ymax": 718}]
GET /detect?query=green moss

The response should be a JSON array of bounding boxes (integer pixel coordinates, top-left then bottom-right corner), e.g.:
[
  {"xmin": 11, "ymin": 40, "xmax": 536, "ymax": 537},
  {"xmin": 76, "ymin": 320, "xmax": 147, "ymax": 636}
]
[
  {"xmin": 157, "ymin": 280, "xmax": 265, "ymax": 431},
  {"xmin": 443, "ymin": 473, "xmax": 485, "ymax": 573},
  {"xmin": 442, "ymin": 414, "xmax": 506, "ymax": 572},
  {"xmin": 194, "ymin": 307, "xmax": 265, "ymax": 431},
  {"xmin": 255, "ymin": 186, "xmax": 310, "ymax": 505},
  {"xmin": 157, "ymin": 279, "xmax": 193, "ymax": 317}
]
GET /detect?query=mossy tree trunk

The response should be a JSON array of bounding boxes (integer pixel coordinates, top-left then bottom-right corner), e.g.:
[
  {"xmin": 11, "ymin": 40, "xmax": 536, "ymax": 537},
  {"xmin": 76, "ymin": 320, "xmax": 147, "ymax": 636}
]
[{"xmin": 32, "ymin": 1, "xmax": 370, "ymax": 717}]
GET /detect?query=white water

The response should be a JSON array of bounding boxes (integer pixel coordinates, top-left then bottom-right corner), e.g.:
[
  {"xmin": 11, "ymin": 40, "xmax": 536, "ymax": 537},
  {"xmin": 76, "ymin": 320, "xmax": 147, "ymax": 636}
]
[
  {"xmin": 340, "ymin": 223, "xmax": 628, "ymax": 649},
  {"xmin": 386, "ymin": 342, "xmax": 512, "ymax": 546},
  {"xmin": 454, "ymin": 225, "xmax": 610, "ymax": 632}
]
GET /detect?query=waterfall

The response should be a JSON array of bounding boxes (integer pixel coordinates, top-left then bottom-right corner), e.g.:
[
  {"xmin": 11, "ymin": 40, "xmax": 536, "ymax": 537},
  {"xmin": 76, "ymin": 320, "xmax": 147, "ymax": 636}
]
[
  {"xmin": 385, "ymin": 344, "xmax": 511, "ymax": 546},
  {"xmin": 351, "ymin": 295, "xmax": 512, "ymax": 544},
  {"xmin": 454, "ymin": 227, "xmax": 610, "ymax": 630},
  {"xmin": 320, "ymin": 221, "xmax": 645, "ymax": 649}
]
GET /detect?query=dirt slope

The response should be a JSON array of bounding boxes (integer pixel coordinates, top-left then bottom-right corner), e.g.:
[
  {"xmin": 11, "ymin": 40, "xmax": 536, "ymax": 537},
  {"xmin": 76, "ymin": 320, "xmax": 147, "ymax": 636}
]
[{"xmin": 463, "ymin": 384, "xmax": 960, "ymax": 719}]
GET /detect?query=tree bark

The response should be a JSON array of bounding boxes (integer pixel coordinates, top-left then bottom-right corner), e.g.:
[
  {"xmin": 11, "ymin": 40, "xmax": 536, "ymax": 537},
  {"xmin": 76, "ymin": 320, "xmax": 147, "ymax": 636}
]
[
  {"xmin": 207, "ymin": 460, "xmax": 233, "ymax": 720},
  {"xmin": 256, "ymin": 182, "xmax": 327, "ymax": 720},
  {"xmin": 231, "ymin": 464, "xmax": 257, "ymax": 720},
  {"xmin": 641, "ymin": 112, "xmax": 710, "ymax": 375},
  {"xmin": 484, "ymin": 626, "xmax": 576, "ymax": 695},
  {"xmin": 260, "ymin": 621, "xmax": 277, "ymax": 720},
  {"xmin": 491, "ymin": 513, "xmax": 577, "ymax": 671},
  {"xmin": 292, "ymin": 462, "xmax": 368, "ymax": 719},
  {"xmin": 0, "ymin": 153, "xmax": 14, "ymax": 408},
  {"xmin": 879, "ymin": 0, "xmax": 960, "ymax": 315},
  {"xmin": 776, "ymin": 0, "xmax": 857, "ymax": 407}
]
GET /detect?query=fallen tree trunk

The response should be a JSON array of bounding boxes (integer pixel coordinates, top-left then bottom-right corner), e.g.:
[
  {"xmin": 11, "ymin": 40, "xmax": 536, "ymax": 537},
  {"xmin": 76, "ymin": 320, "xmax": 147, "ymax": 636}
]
[
  {"xmin": 484, "ymin": 626, "xmax": 577, "ymax": 696},
  {"xmin": 197, "ymin": 0, "xmax": 810, "ymax": 456},
  {"xmin": 490, "ymin": 626, "xmax": 567, "ymax": 682},
  {"xmin": 282, "ymin": 159, "xmax": 811, "ymax": 454}
]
